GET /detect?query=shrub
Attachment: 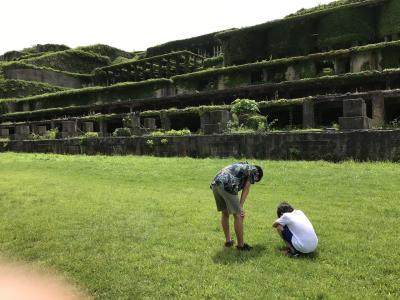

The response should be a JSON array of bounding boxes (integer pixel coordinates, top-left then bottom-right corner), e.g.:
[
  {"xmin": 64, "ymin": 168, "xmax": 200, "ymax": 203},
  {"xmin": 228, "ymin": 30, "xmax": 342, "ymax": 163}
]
[
  {"xmin": 231, "ymin": 99, "xmax": 260, "ymax": 115},
  {"xmin": 146, "ymin": 139, "xmax": 155, "ymax": 147},
  {"xmin": 81, "ymin": 132, "xmax": 99, "ymax": 139},
  {"xmin": 245, "ymin": 115, "xmax": 267, "ymax": 131},
  {"xmin": 113, "ymin": 128, "xmax": 131, "ymax": 137},
  {"xmin": 44, "ymin": 128, "xmax": 58, "ymax": 140},
  {"xmin": 160, "ymin": 138, "xmax": 169, "ymax": 145},
  {"xmin": 149, "ymin": 129, "xmax": 191, "ymax": 136}
]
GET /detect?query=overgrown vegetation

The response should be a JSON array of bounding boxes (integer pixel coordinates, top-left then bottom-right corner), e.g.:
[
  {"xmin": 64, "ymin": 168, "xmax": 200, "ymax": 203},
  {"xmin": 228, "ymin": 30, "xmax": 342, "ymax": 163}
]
[
  {"xmin": 0, "ymin": 79, "xmax": 66, "ymax": 99},
  {"xmin": 149, "ymin": 129, "xmax": 191, "ymax": 136},
  {"xmin": 0, "ymin": 78, "xmax": 172, "ymax": 115},
  {"xmin": 77, "ymin": 44, "xmax": 133, "ymax": 61},
  {"xmin": 217, "ymin": 0, "xmax": 390, "ymax": 65},
  {"xmin": 112, "ymin": 128, "xmax": 131, "ymax": 137},
  {"xmin": 0, "ymin": 61, "xmax": 93, "ymax": 81},
  {"xmin": 377, "ymin": 0, "xmax": 400, "ymax": 38},
  {"xmin": 21, "ymin": 49, "xmax": 110, "ymax": 74},
  {"xmin": 146, "ymin": 31, "xmax": 222, "ymax": 57}
]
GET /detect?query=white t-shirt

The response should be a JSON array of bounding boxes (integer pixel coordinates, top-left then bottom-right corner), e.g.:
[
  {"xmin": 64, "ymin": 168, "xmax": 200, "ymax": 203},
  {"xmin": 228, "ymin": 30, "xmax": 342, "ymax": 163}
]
[{"xmin": 276, "ymin": 210, "xmax": 318, "ymax": 253}]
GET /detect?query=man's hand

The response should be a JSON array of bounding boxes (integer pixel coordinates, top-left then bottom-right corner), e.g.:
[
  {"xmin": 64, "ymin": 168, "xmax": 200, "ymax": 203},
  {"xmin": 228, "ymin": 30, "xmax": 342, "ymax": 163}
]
[{"xmin": 240, "ymin": 207, "xmax": 245, "ymax": 218}]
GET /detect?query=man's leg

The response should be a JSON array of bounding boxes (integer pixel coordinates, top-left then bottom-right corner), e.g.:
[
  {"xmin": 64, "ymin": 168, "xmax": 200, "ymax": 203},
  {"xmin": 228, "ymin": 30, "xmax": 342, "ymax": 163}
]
[
  {"xmin": 233, "ymin": 214, "xmax": 244, "ymax": 247},
  {"xmin": 221, "ymin": 210, "xmax": 231, "ymax": 243},
  {"xmin": 276, "ymin": 225, "xmax": 296, "ymax": 253}
]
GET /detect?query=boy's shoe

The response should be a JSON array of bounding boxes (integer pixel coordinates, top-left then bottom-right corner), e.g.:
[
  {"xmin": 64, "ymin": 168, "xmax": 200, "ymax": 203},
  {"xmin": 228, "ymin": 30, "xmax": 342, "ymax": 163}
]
[
  {"xmin": 289, "ymin": 251, "xmax": 300, "ymax": 258},
  {"xmin": 224, "ymin": 240, "xmax": 234, "ymax": 248},
  {"xmin": 236, "ymin": 243, "xmax": 253, "ymax": 251}
]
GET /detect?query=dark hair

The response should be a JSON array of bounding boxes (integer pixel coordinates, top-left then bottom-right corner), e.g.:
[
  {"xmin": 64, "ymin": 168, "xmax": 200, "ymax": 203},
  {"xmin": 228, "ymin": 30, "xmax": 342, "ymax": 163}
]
[
  {"xmin": 254, "ymin": 165, "xmax": 263, "ymax": 182},
  {"xmin": 277, "ymin": 202, "xmax": 294, "ymax": 218}
]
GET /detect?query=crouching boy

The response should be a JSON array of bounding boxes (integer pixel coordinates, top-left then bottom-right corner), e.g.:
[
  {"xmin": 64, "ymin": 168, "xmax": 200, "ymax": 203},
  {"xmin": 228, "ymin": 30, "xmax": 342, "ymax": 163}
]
[{"xmin": 272, "ymin": 202, "xmax": 318, "ymax": 256}]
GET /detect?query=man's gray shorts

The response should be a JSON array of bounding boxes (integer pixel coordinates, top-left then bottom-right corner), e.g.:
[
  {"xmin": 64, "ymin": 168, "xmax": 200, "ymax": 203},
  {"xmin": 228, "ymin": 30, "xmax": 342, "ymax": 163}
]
[{"xmin": 212, "ymin": 184, "xmax": 240, "ymax": 215}]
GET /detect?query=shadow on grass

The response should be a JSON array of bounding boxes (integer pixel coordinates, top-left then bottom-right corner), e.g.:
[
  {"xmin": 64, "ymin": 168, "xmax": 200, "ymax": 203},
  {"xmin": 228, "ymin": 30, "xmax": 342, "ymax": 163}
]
[
  {"xmin": 274, "ymin": 245, "xmax": 320, "ymax": 261},
  {"xmin": 212, "ymin": 244, "xmax": 267, "ymax": 265}
]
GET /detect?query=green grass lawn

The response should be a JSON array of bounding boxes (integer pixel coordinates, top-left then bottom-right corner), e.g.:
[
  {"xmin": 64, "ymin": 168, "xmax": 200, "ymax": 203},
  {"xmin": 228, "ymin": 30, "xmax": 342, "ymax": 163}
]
[{"xmin": 0, "ymin": 153, "xmax": 399, "ymax": 299}]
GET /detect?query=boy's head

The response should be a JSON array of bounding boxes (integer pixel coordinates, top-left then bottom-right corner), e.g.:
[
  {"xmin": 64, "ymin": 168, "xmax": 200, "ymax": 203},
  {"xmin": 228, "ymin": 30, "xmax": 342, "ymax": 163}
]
[
  {"xmin": 277, "ymin": 202, "xmax": 294, "ymax": 218},
  {"xmin": 254, "ymin": 165, "xmax": 263, "ymax": 182}
]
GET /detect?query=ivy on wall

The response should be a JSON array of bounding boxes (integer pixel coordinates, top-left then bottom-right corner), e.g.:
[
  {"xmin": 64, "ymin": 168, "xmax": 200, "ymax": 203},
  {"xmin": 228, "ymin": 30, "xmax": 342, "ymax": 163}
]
[
  {"xmin": 317, "ymin": 7, "xmax": 376, "ymax": 49},
  {"xmin": 377, "ymin": 0, "xmax": 400, "ymax": 37}
]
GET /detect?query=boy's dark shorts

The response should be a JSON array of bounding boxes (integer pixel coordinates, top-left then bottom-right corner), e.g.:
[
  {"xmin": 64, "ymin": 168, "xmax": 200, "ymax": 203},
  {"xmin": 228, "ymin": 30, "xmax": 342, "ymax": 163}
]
[{"xmin": 282, "ymin": 226, "xmax": 301, "ymax": 254}]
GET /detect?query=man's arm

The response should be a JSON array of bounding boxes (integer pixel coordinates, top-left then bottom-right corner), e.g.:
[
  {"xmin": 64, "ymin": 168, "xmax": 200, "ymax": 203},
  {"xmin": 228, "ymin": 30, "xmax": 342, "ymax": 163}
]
[{"xmin": 239, "ymin": 181, "xmax": 251, "ymax": 217}]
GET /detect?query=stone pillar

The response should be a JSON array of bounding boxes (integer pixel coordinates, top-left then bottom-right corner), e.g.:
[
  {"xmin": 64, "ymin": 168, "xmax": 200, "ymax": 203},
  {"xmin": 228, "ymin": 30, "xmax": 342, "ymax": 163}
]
[
  {"xmin": 160, "ymin": 113, "xmax": 171, "ymax": 131},
  {"xmin": 0, "ymin": 128, "xmax": 10, "ymax": 138},
  {"xmin": 372, "ymin": 94, "xmax": 385, "ymax": 127},
  {"xmin": 129, "ymin": 115, "xmax": 142, "ymax": 136},
  {"xmin": 288, "ymin": 107, "xmax": 294, "ymax": 129},
  {"xmin": 339, "ymin": 98, "xmax": 372, "ymax": 130},
  {"xmin": 83, "ymin": 122, "xmax": 94, "ymax": 132},
  {"xmin": 61, "ymin": 120, "xmax": 77, "ymax": 138},
  {"xmin": 14, "ymin": 125, "xmax": 30, "ymax": 140},
  {"xmin": 98, "ymin": 121, "xmax": 108, "ymax": 137},
  {"xmin": 143, "ymin": 118, "xmax": 156, "ymax": 130},
  {"xmin": 302, "ymin": 101, "xmax": 315, "ymax": 128},
  {"xmin": 201, "ymin": 110, "xmax": 230, "ymax": 134}
]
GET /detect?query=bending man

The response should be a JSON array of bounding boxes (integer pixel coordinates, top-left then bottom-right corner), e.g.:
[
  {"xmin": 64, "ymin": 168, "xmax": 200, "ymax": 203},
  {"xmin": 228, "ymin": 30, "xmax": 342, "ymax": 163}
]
[{"xmin": 211, "ymin": 162, "xmax": 263, "ymax": 251}]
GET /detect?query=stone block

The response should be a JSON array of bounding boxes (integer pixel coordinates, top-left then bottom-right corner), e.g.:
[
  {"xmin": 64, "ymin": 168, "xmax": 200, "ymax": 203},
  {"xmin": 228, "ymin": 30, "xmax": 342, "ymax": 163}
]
[
  {"xmin": 0, "ymin": 128, "xmax": 10, "ymax": 138},
  {"xmin": 372, "ymin": 95, "xmax": 385, "ymax": 127},
  {"xmin": 201, "ymin": 110, "xmax": 230, "ymax": 132},
  {"xmin": 143, "ymin": 118, "xmax": 156, "ymax": 130},
  {"xmin": 339, "ymin": 116, "xmax": 372, "ymax": 130},
  {"xmin": 61, "ymin": 121, "xmax": 76, "ymax": 133},
  {"xmin": 161, "ymin": 116, "xmax": 171, "ymax": 131},
  {"xmin": 15, "ymin": 125, "xmax": 30, "ymax": 135},
  {"xmin": 203, "ymin": 124, "xmax": 223, "ymax": 135},
  {"xmin": 302, "ymin": 101, "xmax": 315, "ymax": 128},
  {"xmin": 343, "ymin": 98, "xmax": 367, "ymax": 117},
  {"xmin": 83, "ymin": 122, "xmax": 94, "ymax": 132},
  {"xmin": 131, "ymin": 116, "xmax": 141, "ymax": 128},
  {"xmin": 209, "ymin": 110, "xmax": 230, "ymax": 124},
  {"xmin": 37, "ymin": 126, "xmax": 47, "ymax": 135}
]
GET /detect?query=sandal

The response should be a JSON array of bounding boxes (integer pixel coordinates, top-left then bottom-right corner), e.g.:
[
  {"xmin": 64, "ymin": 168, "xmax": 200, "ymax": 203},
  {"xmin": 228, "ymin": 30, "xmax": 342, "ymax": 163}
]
[
  {"xmin": 236, "ymin": 243, "xmax": 253, "ymax": 251},
  {"xmin": 224, "ymin": 240, "xmax": 234, "ymax": 247}
]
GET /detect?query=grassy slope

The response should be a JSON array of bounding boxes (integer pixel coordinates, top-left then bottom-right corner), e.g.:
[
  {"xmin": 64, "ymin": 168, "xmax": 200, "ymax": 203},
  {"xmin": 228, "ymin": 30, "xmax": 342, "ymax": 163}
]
[{"xmin": 0, "ymin": 153, "xmax": 398, "ymax": 299}]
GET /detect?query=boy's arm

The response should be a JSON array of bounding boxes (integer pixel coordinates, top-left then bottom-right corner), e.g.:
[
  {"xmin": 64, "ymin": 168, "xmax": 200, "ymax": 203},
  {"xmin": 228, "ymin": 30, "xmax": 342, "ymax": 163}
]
[
  {"xmin": 272, "ymin": 214, "xmax": 288, "ymax": 228},
  {"xmin": 272, "ymin": 221, "xmax": 281, "ymax": 228},
  {"xmin": 239, "ymin": 181, "xmax": 251, "ymax": 217}
]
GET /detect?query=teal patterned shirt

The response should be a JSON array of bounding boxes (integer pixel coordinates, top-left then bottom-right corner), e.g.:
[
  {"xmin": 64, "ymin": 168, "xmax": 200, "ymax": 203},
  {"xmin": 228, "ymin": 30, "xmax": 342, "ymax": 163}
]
[{"xmin": 211, "ymin": 162, "xmax": 259, "ymax": 194}]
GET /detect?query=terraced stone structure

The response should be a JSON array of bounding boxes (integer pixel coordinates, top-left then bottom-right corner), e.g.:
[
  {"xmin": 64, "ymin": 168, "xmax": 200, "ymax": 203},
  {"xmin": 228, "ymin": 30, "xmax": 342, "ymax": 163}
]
[{"xmin": 1, "ymin": 0, "xmax": 400, "ymax": 160}]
